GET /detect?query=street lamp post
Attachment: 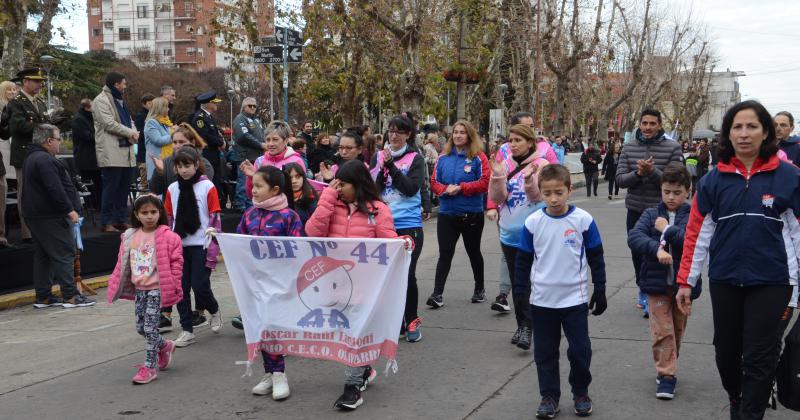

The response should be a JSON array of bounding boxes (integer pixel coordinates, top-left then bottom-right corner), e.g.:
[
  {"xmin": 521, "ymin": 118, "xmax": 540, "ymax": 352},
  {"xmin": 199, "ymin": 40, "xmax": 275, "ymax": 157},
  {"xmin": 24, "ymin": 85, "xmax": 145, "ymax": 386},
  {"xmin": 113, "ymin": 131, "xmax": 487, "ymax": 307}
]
[
  {"xmin": 226, "ymin": 89, "xmax": 236, "ymax": 131},
  {"xmin": 39, "ymin": 55, "xmax": 55, "ymax": 110}
]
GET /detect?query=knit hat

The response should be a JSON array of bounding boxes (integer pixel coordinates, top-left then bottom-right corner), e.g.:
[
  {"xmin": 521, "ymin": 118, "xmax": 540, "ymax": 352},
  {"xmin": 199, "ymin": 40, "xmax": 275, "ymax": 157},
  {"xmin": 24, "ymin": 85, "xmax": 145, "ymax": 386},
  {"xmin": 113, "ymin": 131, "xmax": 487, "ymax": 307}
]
[{"xmin": 296, "ymin": 256, "xmax": 355, "ymax": 294}]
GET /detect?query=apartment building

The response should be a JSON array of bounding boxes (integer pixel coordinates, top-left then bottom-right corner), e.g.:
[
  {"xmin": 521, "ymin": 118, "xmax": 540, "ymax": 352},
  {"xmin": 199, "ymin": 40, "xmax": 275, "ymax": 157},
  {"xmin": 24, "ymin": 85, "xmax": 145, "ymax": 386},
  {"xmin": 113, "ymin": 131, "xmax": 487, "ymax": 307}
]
[{"xmin": 87, "ymin": 0, "xmax": 273, "ymax": 70}]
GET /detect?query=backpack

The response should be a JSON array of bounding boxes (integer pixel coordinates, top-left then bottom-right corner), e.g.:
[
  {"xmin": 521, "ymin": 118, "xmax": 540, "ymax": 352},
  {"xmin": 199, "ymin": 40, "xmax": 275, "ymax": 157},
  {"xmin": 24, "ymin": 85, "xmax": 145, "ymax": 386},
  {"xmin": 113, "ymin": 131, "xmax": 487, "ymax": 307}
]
[{"xmin": 777, "ymin": 316, "xmax": 800, "ymax": 411}]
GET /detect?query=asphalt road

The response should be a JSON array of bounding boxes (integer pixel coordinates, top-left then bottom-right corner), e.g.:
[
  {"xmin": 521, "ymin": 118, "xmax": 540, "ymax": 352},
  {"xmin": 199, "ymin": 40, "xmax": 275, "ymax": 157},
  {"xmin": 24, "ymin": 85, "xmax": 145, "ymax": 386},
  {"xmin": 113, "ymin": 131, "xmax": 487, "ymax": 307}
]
[{"xmin": 0, "ymin": 192, "xmax": 796, "ymax": 420}]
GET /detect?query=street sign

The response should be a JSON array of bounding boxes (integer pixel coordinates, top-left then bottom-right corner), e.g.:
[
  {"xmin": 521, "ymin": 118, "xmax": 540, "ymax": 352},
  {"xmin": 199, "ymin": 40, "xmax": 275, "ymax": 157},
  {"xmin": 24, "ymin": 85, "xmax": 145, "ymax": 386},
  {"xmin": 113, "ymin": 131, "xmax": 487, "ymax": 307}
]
[
  {"xmin": 253, "ymin": 46, "xmax": 283, "ymax": 64},
  {"xmin": 287, "ymin": 46, "xmax": 303, "ymax": 63},
  {"xmin": 275, "ymin": 26, "xmax": 303, "ymax": 46}
]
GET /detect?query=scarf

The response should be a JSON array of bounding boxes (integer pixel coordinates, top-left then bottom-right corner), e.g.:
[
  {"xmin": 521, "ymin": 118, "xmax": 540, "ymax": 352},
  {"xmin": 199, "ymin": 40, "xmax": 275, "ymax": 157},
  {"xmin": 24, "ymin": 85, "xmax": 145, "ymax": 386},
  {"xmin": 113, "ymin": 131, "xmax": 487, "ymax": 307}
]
[
  {"xmin": 253, "ymin": 193, "xmax": 288, "ymax": 211},
  {"xmin": 635, "ymin": 128, "xmax": 666, "ymax": 144},
  {"xmin": 157, "ymin": 115, "xmax": 174, "ymax": 158},
  {"xmin": 512, "ymin": 149, "xmax": 535, "ymax": 166},
  {"xmin": 293, "ymin": 189, "xmax": 303, "ymax": 202},
  {"xmin": 173, "ymin": 172, "xmax": 202, "ymax": 238},
  {"xmin": 108, "ymin": 85, "xmax": 132, "ymax": 129},
  {"xmin": 264, "ymin": 146, "xmax": 293, "ymax": 164},
  {"xmin": 390, "ymin": 144, "xmax": 408, "ymax": 158}
]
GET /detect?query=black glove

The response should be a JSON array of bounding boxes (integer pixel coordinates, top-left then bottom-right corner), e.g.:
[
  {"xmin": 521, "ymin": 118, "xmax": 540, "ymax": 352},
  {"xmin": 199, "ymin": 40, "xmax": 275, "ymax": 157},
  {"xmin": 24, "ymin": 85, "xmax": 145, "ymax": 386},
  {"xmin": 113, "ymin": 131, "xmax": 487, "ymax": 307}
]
[{"xmin": 588, "ymin": 289, "xmax": 607, "ymax": 316}]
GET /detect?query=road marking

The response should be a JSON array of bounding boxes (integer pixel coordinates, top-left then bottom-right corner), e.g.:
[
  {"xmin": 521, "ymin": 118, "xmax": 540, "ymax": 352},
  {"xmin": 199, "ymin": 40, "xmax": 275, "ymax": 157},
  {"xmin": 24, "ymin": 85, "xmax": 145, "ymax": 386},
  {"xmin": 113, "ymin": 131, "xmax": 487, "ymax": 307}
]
[
  {"xmin": 0, "ymin": 319, "xmax": 18, "ymax": 325},
  {"xmin": 569, "ymin": 198, "xmax": 590, "ymax": 204},
  {"xmin": 86, "ymin": 323, "xmax": 120, "ymax": 332},
  {"xmin": 608, "ymin": 199, "xmax": 625, "ymax": 205},
  {"xmin": 1, "ymin": 332, "xmax": 82, "ymax": 345}
]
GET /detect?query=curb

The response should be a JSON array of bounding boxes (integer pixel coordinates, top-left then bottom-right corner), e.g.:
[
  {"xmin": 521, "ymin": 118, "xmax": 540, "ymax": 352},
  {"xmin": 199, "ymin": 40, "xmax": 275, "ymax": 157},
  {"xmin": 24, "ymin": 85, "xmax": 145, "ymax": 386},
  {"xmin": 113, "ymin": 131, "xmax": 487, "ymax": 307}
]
[{"xmin": 0, "ymin": 275, "xmax": 110, "ymax": 311}]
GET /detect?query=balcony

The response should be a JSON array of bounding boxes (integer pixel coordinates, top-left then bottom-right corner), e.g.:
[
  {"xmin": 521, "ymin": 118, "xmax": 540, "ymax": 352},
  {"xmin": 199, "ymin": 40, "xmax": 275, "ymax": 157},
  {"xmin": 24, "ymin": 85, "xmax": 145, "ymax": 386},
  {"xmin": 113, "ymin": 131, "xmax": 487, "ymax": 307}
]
[{"xmin": 174, "ymin": 13, "xmax": 195, "ymax": 20}]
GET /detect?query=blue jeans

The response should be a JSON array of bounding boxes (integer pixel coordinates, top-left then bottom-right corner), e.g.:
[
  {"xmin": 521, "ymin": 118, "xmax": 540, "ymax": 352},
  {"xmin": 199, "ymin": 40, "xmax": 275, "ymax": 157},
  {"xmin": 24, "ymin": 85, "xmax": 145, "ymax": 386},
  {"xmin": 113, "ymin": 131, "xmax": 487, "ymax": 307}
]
[
  {"xmin": 101, "ymin": 167, "xmax": 134, "ymax": 225},
  {"xmin": 531, "ymin": 303, "xmax": 592, "ymax": 401},
  {"xmin": 234, "ymin": 162, "xmax": 251, "ymax": 210}
]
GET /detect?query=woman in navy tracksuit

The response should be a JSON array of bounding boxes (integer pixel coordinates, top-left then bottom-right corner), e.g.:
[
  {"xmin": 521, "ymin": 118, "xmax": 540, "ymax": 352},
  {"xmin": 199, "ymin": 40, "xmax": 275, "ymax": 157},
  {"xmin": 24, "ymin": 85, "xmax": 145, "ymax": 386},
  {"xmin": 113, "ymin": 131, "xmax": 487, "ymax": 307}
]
[
  {"xmin": 676, "ymin": 101, "xmax": 800, "ymax": 420},
  {"xmin": 428, "ymin": 120, "xmax": 490, "ymax": 307}
]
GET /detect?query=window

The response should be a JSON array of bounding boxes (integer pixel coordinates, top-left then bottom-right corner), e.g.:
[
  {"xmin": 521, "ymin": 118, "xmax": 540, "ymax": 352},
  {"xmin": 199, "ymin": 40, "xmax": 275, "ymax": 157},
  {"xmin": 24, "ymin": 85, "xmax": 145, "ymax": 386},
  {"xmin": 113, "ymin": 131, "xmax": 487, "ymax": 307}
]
[
  {"xmin": 162, "ymin": 48, "xmax": 172, "ymax": 56},
  {"xmin": 119, "ymin": 27, "xmax": 131, "ymax": 41},
  {"xmin": 197, "ymin": 48, "xmax": 204, "ymax": 57},
  {"xmin": 103, "ymin": 21, "xmax": 113, "ymax": 29},
  {"xmin": 136, "ymin": 5, "xmax": 147, "ymax": 18},
  {"xmin": 184, "ymin": 1, "xmax": 194, "ymax": 12},
  {"xmin": 90, "ymin": 7, "xmax": 100, "ymax": 15},
  {"xmin": 92, "ymin": 28, "xmax": 101, "ymax": 37},
  {"xmin": 186, "ymin": 47, "xmax": 196, "ymax": 56},
  {"xmin": 138, "ymin": 27, "xmax": 148, "ymax": 40},
  {"xmin": 157, "ymin": 2, "xmax": 170, "ymax": 12},
  {"xmin": 175, "ymin": 21, "xmax": 182, "ymax": 27}
]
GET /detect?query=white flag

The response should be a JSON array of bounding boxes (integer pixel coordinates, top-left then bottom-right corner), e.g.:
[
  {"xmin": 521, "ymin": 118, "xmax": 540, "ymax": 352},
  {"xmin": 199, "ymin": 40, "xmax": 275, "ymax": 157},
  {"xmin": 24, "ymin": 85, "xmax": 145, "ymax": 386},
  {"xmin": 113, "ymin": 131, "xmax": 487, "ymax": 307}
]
[{"xmin": 216, "ymin": 234, "xmax": 410, "ymax": 368}]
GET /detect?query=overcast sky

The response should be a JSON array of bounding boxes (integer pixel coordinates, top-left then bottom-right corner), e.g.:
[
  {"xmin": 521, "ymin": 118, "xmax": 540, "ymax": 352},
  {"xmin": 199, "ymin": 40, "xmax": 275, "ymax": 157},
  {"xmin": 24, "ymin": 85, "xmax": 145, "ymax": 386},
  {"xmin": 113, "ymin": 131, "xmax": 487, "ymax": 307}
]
[{"xmin": 44, "ymin": 0, "xmax": 800, "ymax": 132}]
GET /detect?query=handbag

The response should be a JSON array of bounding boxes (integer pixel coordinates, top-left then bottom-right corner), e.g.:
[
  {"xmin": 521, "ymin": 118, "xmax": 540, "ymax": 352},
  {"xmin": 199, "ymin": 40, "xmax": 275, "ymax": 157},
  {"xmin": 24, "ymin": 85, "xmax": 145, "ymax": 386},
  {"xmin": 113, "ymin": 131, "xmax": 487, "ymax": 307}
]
[{"xmin": 777, "ymin": 314, "xmax": 800, "ymax": 411}]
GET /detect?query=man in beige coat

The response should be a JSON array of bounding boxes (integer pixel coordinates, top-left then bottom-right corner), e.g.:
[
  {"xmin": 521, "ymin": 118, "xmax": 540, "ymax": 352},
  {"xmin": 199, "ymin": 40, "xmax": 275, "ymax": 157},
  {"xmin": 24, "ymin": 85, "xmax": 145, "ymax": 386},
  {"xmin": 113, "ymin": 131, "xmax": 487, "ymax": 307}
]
[{"xmin": 92, "ymin": 72, "xmax": 139, "ymax": 233}]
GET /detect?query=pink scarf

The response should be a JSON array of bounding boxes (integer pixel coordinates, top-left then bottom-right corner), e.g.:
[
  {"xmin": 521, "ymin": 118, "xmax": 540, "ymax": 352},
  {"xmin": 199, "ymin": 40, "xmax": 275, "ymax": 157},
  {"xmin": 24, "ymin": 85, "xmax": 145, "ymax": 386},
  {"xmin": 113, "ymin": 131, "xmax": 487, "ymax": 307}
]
[{"xmin": 253, "ymin": 194, "xmax": 288, "ymax": 211}]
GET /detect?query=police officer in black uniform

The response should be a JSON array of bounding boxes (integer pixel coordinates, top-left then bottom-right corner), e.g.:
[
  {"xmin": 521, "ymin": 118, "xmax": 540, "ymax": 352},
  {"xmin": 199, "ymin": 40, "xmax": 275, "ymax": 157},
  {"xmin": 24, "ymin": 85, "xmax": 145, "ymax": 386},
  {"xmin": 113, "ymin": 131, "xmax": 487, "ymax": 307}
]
[{"xmin": 191, "ymin": 90, "xmax": 226, "ymax": 206}]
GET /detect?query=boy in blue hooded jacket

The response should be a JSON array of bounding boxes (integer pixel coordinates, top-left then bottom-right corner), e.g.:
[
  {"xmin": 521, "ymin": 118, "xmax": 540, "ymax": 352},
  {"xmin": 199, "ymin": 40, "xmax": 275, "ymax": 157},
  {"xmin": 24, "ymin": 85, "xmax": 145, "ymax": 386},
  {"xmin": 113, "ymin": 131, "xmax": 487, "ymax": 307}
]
[{"xmin": 627, "ymin": 162, "xmax": 701, "ymax": 401}]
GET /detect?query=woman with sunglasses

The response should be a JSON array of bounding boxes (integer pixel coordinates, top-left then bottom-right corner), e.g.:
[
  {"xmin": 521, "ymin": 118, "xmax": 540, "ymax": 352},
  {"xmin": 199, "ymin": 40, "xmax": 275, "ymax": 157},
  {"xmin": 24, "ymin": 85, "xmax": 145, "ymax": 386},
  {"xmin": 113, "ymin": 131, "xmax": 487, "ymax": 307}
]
[{"xmin": 316, "ymin": 131, "xmax": 366, "ymax": 183}]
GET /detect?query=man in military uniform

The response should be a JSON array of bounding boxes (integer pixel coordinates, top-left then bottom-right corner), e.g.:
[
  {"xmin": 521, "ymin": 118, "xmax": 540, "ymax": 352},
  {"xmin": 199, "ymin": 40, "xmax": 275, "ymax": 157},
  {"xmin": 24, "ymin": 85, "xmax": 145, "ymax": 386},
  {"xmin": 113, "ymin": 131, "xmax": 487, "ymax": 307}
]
[
  {"xmin": 7, "ymin": 68, "xmax": 52, "ymax": 242},
  {"xmin": 191, "ymin": 91, "xmax": 226, "ymax": 206}
]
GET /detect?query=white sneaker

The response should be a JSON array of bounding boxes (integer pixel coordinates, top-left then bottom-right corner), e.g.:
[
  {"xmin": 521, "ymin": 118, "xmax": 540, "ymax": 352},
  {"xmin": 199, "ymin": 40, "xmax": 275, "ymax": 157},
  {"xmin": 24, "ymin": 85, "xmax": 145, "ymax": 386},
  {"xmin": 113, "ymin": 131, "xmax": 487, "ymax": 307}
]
[
  {"xmin": 210, "ymin": 311, "xmax": 222, "ymax": 333},
  {"xmin": 252, "ymin": 373, "xmax": 273, "ymax": 395},
  {"xmin": 271, "ymin": 372, "xmax": 290, "ymax": 400},
  {"xmin": 174, "ymin": 331, "xmax": 196, "ymax": 347}
]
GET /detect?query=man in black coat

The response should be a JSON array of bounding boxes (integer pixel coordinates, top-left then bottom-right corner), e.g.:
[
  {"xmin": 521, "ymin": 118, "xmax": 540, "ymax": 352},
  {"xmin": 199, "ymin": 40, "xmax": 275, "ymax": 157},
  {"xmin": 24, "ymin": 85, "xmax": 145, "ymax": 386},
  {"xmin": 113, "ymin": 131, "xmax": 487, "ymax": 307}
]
[
  {"xmin": 134, "ymin": 93, "xmax": 154, "ymax": 189},
  {"xmin": 580, "ymin": 143, "xmax": 602, "ymax": 197},
  {"xmin": 72, "ymin": 98, "xmax": 102, "ymax": 210},
  {"xmin": 23, "ymin": 124, "xmax": 95, "ymax": 308}
]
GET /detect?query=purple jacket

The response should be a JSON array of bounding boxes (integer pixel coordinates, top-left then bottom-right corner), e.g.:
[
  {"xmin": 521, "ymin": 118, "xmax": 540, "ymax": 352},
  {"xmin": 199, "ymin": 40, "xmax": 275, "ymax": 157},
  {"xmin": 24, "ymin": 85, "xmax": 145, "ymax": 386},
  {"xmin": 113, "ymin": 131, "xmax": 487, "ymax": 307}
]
[{"xmin": 236, "ymin": 207, "xmax": 304, "ymax": 237}]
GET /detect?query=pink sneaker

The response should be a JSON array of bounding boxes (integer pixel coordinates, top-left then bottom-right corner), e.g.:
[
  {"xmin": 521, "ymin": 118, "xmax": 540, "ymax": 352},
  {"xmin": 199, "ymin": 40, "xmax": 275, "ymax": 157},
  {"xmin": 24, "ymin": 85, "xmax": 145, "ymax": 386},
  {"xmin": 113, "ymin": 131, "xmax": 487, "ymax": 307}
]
[
  {"xmin": 132, "ymin": 365, "xmax": 157, "ymax": 384},
  {"xmin": 158, "ymin": 340, "xmax": 176, "ymax": 370}
]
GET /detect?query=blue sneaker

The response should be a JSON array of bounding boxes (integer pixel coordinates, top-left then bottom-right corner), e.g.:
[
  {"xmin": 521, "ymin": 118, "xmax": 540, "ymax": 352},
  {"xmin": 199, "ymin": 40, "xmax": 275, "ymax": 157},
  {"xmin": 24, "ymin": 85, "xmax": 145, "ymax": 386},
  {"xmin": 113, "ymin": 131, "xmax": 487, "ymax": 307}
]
[
  {"xmin": 639, "ymin": 292, "xmax": 649, "ymax": 318},
  {"xmin": 573, "ymin": 395, "xmax": 593, "ymax": 417},
  {"xmin": 656, "ymin": 375, "xmax": 676, "ymax": 399},
  {"xmin": 536, "ymin": 396, "xmax": 559, "ymax": 419},
  {"xmin": 406, "ymin": 317, "xmax": 422, "ymax": 342}
]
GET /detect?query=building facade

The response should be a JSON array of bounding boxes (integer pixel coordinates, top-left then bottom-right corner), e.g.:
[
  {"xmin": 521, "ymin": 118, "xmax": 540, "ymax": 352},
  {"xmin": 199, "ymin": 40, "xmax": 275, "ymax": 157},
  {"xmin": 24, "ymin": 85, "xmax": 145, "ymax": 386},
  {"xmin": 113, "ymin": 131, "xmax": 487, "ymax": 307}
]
[
  {"xmin": 87, "ymin": 0, "xmax": 272, "ymax": 70},
  {"xmin": 693, "ymin": 70, "xmax": 744, "ymax": 134}
]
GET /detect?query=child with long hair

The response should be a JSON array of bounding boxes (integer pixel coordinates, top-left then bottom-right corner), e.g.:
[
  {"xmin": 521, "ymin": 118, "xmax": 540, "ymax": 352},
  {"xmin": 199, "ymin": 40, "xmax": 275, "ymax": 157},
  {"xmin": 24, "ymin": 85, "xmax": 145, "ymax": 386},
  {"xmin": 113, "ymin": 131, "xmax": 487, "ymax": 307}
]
[
  {"xmin": 283, "ymin": 162, "xmax": 318, "ymax": 225},
  {"xmin": 164, "ymin": 147, "xmax": 223, "ymax": 347},
  {"xmin": 236, "ymin": 165, "xmax": 303, "ymax": 400},
  {"xmin": 107, "ymin": 195, "xmax": 184, "ymax": 384},
  {"xmin": 305, "ymin": 159, "xmax": 411, "ymax": 411}
]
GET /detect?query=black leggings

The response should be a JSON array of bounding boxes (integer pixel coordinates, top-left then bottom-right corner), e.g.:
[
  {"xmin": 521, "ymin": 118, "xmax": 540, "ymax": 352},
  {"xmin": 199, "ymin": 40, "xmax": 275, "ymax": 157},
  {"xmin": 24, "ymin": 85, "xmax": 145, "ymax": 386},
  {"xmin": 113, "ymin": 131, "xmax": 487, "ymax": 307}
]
[
  {"xmin": 397, "ymin": 227, "xmax": 423, "ymax": 324},
  {"xmin": 607, "ymin": 175, "xmax": 619, "ymax": 196},
  {"xmin": 433, "ymin": 213, "xmax": 485, "ymax": 295},
  {"xmin": 501, "ymin": 243, "xmax": 531, "ymax": 329},
  {"xmin": 709, "ymin": 283, "xmax": 792, "ymax": 420},
  {"xmin": 584, "ymin": 171, "xmax": 598, "ymax": 196}
]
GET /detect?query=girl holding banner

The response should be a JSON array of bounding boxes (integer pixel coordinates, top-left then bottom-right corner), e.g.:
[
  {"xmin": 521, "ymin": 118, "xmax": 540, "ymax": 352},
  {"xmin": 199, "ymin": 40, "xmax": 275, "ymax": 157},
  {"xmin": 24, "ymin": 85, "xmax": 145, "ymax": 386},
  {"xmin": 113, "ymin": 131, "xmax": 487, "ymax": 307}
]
[
  {"xmin": 305, "ymin": 160, "xmax": 409, "ymax": 410},
  {"xmin": 236, "ymin": 165, "xmax": 304, "ymax": 401}
]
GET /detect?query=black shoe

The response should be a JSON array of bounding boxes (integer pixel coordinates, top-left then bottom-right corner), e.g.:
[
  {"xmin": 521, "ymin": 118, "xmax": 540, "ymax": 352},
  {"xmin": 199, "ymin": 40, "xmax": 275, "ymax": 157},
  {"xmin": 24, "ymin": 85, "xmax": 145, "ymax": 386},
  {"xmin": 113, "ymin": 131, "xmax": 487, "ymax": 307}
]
[
  {"xmin": 158, "ymin": 314, "xmax": 173, "ymax": 332},
  {"xmin": 426, "ymin": 294, "xmax": 444, "ymax": 309},
  {"xmin": 21, "ymin": 238, "xmax": 34, "ymax": 245},
  {"xmin": 334, "ymin": 384, "xmax": 363, "ymax": 410},
  {"xmin": 471, "ymin": 289, "xmax": 486, "ymax": 303},
  {"xmin": 608, "ymin": 195, "xmax": 612, "ymax": 200},
  {"xmin": 62, "ymin": 294, "xmax": 96, "ymax": 308},
  {"xmin": 491, "ymin": 293, "xmax": 511, "ymax": 312},
  {"xmin": 516, "ymin": 326, "xmax": 532, "ymax": 350},
  {"xmin": 33, "ymin": 296, "xmax": 64, "ymax": 308},
  {"xmin": 231, "ymin": 315, "xmax": 244, "ymax": 330},
  {"xmin": 192, "ymin": 311, "xmax": 209, "ymax": 327},
  {"xmin": 510, "ymin": 326, "xmax": 523, "ymax": 345}
]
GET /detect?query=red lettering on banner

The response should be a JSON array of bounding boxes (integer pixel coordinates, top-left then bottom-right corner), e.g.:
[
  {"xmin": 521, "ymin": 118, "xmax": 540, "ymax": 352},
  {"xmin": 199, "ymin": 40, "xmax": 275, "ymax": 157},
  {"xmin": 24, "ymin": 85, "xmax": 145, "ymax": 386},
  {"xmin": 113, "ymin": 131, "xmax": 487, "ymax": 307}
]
[{"xmin": 258, "ymin": 339, "xmax": 398, "ymax": 367}]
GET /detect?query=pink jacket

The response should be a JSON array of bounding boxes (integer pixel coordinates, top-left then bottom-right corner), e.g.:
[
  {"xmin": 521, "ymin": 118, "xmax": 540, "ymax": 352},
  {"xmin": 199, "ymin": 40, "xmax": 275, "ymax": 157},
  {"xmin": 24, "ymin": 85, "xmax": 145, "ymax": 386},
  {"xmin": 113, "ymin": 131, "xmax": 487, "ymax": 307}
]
[
  {"xmin": 305, "ymin": 187, "xmax": 398, "ymax": 239},
  {"xmin": 245, "ymin": 146, "xmax": 307, "ymax": 198},
  {"xmin": 537, "ymin": 138, "xmax": 559, "ymax": 164},
  {"xmin": 107, "ymin": 225, "xmax": 184, "ymax": 307}
]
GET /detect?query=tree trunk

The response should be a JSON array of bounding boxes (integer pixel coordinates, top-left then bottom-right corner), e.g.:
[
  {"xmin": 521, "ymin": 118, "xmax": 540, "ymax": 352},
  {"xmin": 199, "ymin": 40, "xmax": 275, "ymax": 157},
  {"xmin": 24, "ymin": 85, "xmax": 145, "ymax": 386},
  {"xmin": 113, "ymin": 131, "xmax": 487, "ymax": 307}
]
[
  {"xmin": 0, "ymin": 0, "xmax": 27, "ymax": 77},
  {"xmin": 30, "ymin": 0, "xmax": 61, "ymax": 58}
]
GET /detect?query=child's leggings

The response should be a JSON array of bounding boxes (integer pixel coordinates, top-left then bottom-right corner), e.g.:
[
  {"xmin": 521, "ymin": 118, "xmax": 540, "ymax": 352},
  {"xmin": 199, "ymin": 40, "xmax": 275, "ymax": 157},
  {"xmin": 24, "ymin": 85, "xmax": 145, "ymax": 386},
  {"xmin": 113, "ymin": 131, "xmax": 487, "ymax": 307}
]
[
  {"xmin": 135, "ymin": 289, "xmax": 166, "ymax": 368},
  {"xmin": 261, "ymin": 351, "xmax": 285, "ymax": 373}
]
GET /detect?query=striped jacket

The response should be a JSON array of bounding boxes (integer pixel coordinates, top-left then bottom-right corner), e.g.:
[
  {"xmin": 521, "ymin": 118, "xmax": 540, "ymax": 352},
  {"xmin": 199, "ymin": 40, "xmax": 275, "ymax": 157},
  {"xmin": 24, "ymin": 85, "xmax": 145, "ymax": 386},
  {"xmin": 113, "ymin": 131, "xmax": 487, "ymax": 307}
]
[{"xmin": 677, "ymin": 155, "xmax": 800, "ymax": 301}]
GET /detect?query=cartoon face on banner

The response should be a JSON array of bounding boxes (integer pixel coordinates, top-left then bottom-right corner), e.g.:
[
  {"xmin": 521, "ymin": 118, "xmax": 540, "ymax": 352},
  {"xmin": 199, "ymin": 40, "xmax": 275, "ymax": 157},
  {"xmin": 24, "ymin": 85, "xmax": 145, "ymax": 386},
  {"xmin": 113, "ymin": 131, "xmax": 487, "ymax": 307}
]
[{"xmin": 296, "ymin": 256, "xmax": 354, "ymax": 313}]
